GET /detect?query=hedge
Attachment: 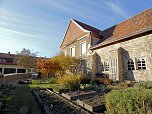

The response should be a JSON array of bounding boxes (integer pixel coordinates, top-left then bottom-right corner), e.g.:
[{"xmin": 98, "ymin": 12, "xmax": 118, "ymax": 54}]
[{"xmin": 106, "ymin": 87, "xmax": 152, "ymax": 114}]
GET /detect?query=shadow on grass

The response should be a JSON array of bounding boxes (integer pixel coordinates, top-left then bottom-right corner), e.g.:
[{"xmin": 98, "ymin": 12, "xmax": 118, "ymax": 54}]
[{"xmin": 4, "ymin": 85, "xmax": 44, "ymax": 114}]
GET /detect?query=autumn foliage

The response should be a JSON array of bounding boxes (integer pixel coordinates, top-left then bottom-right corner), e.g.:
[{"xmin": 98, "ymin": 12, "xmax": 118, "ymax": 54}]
[{"xmin": 37, "ymin": 53, "xmax": 77, "ymax": 77}]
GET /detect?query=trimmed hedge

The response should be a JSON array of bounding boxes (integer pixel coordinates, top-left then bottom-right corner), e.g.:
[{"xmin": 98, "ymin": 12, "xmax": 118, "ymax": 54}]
[{"xmin": 106, "ymin": 87, "xmax": 152, "ymax": 114}]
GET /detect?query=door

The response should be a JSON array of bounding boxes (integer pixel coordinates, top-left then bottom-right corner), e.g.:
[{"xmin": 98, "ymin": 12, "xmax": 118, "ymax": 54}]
[
  {"xmin": 109, "ymin": 49, "xmax": 119, "ymax": 80},
  {"xmin": 110, "ymin": 59, "xmax": 118, "ymax": 80}
]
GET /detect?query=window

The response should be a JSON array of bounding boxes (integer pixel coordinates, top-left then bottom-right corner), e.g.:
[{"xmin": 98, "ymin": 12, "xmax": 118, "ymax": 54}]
[
  {"xmin": 6, "ymin": 58, "xmax": 13, "ymax": 63},
  {"xmin": 127, "ymin": 60, "xmax": 135, "ymax": 70},
  {"xmin": 63, "ymin": 50, "xmax": 67, "ymax": 56},
  {"xmin": 70, "ymin": 46, "xmax": 75, "ymax": 57},
  {"xmin": 4, "ymin": 68, "xmax": 16, "ymax": 74},
  {"xmin": 100, "ymin": 62, "xmax": 104, "ymax": 71},
  {"xmin": 0, "ymin": 58, "xmax": 2, "ymax": 63},
  {"xmin": 80, "ymin": 42, "xmax": 86, "ymax": 55},
  {"xmin": 17, "ymin": 69, "xmax": 26, "ymax": 73},
  {"xmin": 80, "ymin": 60, "xmax": 86, "ymax": 71},
  {"xmin": 0, "ymin": 68, "xmax": 2, "ymax": 73},
  {"xmin": 137, "ymin": 58, "xmax": 146, "ymax": 70},
  {"xmin": 105, "ymin": 62, "xmax": 110, "ymax": 71}
]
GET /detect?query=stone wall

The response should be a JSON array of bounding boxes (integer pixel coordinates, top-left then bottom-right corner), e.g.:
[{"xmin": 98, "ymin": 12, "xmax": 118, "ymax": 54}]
[
  {"xmin": 2, "ymin": 73, "xmax": 32, "ymax": 83},
  {"xmin": 93, "ymin": 33, "xmax": 152, "ymax": 81}
]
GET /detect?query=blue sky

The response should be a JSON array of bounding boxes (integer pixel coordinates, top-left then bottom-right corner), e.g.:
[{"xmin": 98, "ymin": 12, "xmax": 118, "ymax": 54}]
[{"xmin": 0, "ymin": 0, "xmax": 152, "ymax": 57}]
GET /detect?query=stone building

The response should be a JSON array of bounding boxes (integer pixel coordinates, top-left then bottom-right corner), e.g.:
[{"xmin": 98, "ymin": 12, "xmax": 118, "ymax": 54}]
[{"xmin": 60, "ymin": 8, "xmax": 152, "ymax": 81}]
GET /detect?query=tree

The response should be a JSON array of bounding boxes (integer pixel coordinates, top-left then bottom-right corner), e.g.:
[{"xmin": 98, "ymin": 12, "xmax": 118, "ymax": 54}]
[
  {"xmin": 16, "ymin": 48, "xmax": 38, "ymax": 72},
  {"xmin": 36, "ymin": 52, "xmax": 78, "ymax": 78},
  {"xmin": 37, "ymin": 57, "xmax": 61, "ymax": 77},
  {"xmin": 51, "ymin": 52, "xmax": 78, "ymax": 76}
]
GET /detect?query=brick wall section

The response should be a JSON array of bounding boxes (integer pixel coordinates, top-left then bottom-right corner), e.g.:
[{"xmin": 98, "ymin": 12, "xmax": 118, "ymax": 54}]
[
  {"xmin": 2, "ymin": 73, "xmax": 32, "ymax": 83},
  {"xmin": 61, "ymin": 21, "xmax": 87, "ymax": 48},
  {"xmin": 62, "ymin": 35, "xmax": 91, "ymax": 59},
  {"xmin": 93, "ymin": 33, "xmax": 152, "ymax": 81}
]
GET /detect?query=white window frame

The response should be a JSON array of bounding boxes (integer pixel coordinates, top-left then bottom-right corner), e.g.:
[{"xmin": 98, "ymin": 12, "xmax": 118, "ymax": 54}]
[
  {"xmin": 127, "ymin": 59, "xmax": 135, "ymax": 70},
  {"xmin": 105, "ymin": 62, "xmax": 110, "ymax": 71},
  {"xmin": 137, "ymin": 58, "xmax": 147, "ymax": 70},
  {"xmin": 63, "ymin": 50, "xmax": 67, "ymax": 56},
  {"xmin": 70, "ymin": 46, "xmax": 75, "ymax": 57},
  {"xmin": 80, "ymin": 41, "xmax": 86, "ymax": 55}
]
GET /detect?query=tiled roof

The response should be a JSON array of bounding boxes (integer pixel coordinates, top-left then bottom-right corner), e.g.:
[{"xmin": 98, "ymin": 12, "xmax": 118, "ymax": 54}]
[
  {"xmin": 73, "ymin": 19, "xmax": 102, "ymax": 35},
  {"xmin": 0, "ymin": 53, "xmax": 15, "ymax": 59},
  {"xmin": 91, "ymin": 8, "xmax": 152, "ymax": 49}
]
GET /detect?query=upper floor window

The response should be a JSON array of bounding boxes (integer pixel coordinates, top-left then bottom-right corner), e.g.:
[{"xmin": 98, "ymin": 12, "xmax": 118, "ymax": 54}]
[
  {"xmin": 63, "ymin": 50, "xmax": 67, "ymax": 56},
  {"xmin": 6, "ymin": 58, "xmax": 14, "ymax": 63},
  {"xmin": 80, "ymin": 41, "xmax": 86, "ymax": 55},
  {"xmin": 0, "ymin": 58, "xmax": 2, "ymax": 63},
  {"xmin": 127, "ymin": 60, "xmax": 135, "ymax": 70},
  {"xmin": 137, "ymin": 58, "xmax": 146, "ymax": 70},
  {"xmin": 70, "ymin": 46, "xmax": 75, "ymax": 57}
]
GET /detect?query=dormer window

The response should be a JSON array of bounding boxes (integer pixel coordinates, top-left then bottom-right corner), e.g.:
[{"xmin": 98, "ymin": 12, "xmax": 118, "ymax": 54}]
[
  {"xmin": 70, "ymin": 46, "xmax": 75, "ymax": 57},
  {"xmin": 80, "ymin": 41, "xmax": 86, "ymax": 55}
]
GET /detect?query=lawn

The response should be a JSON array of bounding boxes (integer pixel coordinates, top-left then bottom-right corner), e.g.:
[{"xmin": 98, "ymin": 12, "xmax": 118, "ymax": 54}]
[{"xmin": 4, "ymin": 85, "xmax": 43, "ymax": 114}]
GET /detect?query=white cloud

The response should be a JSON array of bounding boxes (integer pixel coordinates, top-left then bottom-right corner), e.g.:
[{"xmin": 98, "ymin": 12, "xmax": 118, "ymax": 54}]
[
  {"xmin": 42, "ymin": 0, "xmax": 105, "ymax": 22},
  {"xmin": 104, "ymin": 1, "xmax": 129, "ymax": 18}
]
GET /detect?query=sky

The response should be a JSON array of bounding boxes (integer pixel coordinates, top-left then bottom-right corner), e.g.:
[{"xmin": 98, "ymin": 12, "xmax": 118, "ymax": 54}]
[{"xmin": 0, "ymin": 0, "xmax": 152, "ymax": 57}]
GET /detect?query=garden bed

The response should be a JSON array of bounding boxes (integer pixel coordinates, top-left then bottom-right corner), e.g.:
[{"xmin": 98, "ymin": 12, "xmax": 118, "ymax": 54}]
[
  {"xmin": 62, "ymin": 90, "xmax": 98, "ymax": 100},
  {"xmin": 77, "ymin": 95, "xmax": 105, "ymax": 112},
  {"xmin": 33, "ymin": 89, "xmax": 90, "ymax": 114}
]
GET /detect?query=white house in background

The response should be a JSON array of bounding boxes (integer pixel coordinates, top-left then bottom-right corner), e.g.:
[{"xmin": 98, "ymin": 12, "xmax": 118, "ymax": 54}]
[{"xmin": 0, "ymin": 52, "xmax": 27, "ymax": 74}]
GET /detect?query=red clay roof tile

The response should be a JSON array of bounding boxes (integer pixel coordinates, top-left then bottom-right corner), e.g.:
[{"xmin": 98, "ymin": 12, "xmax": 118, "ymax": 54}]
[{"xmin": 91, "ymin": 8, "xmax": 152, "ymax": 49}]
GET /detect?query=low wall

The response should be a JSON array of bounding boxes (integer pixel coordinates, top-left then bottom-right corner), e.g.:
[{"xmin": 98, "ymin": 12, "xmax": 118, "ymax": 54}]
[{"xmin": 2, "ymin": 73, "xmax": 32, "ymax": 83}]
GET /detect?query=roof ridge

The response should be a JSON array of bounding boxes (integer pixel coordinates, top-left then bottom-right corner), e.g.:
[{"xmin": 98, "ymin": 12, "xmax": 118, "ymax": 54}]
[
  {"xmin": 103, "ymin": 8, "xmax": 152, "ymax": 32},
  {"xmin": 72, "ymin": 19, "xmax": 102, "ymax": 32}
]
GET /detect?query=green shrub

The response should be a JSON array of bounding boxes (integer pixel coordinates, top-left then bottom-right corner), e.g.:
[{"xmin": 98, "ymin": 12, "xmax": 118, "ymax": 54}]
[
  {"xmin": 91, "ymin": 78, "xmax": 101, "ymax": 85},
  {"xmin": 57, "ymin": 75, "xmax": 80, "ymax": 91},
  {"xmin": 106, "ymin": 87, "xmax": 152, "ymax": 114},
  {"xmin": 134, "ymin": 81, "xmax": 152, "ymax": 89}
]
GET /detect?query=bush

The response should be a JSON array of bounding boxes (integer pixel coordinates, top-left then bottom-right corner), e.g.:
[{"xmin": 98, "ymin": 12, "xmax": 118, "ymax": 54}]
[
  {"xmin": 57, "ymin": 75, "xmax": 80, "ymax": 91},
  {"xmin": 101, "ymin": 78, "xmax": 113, "ymax": 85},
  {"xmin": 80, "ymin": 76, "xmax": 91, "ymax": 85},
  {"xmin": 106, "ymin": 87, "xmax": 152, "ymax": 114},
  {"xmin": 134, "ymin": 81, "xmax": 152, "ymax": 89},
  {"xmin": 91, "ymin": 78, "xmax": 101, "ymax": 85}
]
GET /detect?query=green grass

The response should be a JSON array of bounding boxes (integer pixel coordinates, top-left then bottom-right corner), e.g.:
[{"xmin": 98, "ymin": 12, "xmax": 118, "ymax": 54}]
[
  {"xmin": 28, "ymin": 83, "xmax": 51, "ymax": 89},
  {"xmin": 28, "ymin": 83, "xmax": 62, "ymax": 92},
  {"xmin": 5, "ymin": 85, "xmax": 43, "ymax": 114}
]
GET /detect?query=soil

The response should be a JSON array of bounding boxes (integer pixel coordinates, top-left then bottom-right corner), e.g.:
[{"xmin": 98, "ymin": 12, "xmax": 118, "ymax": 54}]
[
  {"xmin": 35, "ymin": 89, "xmax": 91, "ymax": 114},
  {"xmin": 82, "ymin": 95, "xmax": 105, "ymax": 106},
  {"xmin": 66, "ymin": 90, "xmax": 96, "ymax": 96}
]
